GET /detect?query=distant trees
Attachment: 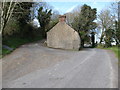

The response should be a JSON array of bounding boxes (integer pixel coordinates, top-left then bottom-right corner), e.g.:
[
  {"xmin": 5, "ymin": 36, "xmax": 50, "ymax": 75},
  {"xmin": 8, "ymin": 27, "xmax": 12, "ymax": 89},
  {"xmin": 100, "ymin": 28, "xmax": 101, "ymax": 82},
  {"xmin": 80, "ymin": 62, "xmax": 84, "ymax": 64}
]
[
  {"xmin": 97, "ymin": 2, "xmax": 119, "ymax": 47},
  {"xmin": 65, "ymin": 5, "xmax": 81, "ymax": 26},
  {"xmin": 71, "ymin": 4, "xmax": 97, "ymax": 47},
  {"xmin": 112, "ymin": 2, "xmax": 120, "ymax": 45},
  {"xmin": 65, "ymin": 12, "xmax": 74, "ymax": 26},
  {"xmin": 48, "ymin": 10, "xmax": 59, "ymax": 30},
  {"xmin": 97, "ymin": 10, "xmax": 114, "ymax": 47},
  {"xmin": 36, "ymin": 2, "xmax": 61, "ymax": 38},
  {"xmin": 37, "ymin": 7, "xmax": 52, "ymax": 38}
]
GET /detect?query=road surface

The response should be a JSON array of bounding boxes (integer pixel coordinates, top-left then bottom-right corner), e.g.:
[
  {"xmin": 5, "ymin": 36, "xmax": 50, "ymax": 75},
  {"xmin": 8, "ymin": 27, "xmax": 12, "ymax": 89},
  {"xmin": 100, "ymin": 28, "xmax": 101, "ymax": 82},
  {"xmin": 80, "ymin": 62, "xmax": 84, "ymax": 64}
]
[{"xmin": 2, "ymin": 41, "xmax": 118, "ymax": 88}]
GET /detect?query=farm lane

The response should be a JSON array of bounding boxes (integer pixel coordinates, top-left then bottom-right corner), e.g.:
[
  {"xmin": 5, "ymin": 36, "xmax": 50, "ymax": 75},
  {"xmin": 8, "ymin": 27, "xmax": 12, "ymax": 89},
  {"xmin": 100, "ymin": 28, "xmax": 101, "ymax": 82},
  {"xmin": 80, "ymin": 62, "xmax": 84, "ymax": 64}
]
[{"xmin": 2, "ymin": 42, "xmax": 118, "ymax": 88}]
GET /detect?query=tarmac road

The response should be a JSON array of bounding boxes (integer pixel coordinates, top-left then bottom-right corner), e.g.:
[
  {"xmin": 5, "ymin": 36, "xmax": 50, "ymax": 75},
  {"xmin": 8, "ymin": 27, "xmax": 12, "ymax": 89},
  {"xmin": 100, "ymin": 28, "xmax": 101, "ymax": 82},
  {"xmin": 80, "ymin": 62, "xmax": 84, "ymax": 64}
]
[{"xmin": 2, "ymin": 41, "xmax": 118, "ymax": 88}]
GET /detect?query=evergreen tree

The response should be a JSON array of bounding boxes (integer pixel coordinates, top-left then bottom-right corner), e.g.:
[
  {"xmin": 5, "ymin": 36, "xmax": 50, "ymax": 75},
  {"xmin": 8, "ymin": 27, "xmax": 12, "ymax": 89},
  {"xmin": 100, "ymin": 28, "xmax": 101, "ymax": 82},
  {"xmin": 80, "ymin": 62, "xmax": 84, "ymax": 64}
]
[
  {"xmin": 72, "ymin": 4, "xmax": 97, "ymax": 47},
  {"xmin": 37, "ymin": 7, "xmax": 52, "ymax": 38}
]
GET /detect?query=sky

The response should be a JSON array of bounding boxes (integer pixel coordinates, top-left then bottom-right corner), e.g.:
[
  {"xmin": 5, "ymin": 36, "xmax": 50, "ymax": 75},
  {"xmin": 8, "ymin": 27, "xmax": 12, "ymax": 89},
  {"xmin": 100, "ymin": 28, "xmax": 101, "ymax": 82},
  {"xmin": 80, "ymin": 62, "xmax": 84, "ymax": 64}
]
[{"xmin": 47, "ymin": 2, "xmax": 113, "ymax": 14}]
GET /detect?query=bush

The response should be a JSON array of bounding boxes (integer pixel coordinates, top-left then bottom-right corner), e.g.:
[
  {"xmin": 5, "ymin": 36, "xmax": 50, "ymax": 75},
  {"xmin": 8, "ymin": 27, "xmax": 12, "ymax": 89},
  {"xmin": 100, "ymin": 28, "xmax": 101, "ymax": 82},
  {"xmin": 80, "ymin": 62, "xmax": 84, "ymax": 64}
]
[
  {"xmin": 18, "ymin": 23, "xmax": 36, "ymax": 39},
  {"xmin": 3, "ymin": 18, "xmax": 20, "ymax": 38},
  {"xmin": 97, "ymin": 44, "xmax": 104, "ymax": 48}
]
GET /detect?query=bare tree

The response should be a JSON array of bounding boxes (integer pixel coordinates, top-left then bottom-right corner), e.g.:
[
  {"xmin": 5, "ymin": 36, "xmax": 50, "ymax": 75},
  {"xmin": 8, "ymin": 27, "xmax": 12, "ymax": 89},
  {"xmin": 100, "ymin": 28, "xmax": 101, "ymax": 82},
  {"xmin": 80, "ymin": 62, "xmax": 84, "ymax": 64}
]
[
  {"xmin": 109, "ymin": 2, "xmax": 118, "ymax": 19},
  {"xmin": 51, "ymin": 10, "xmax": 59, "ymax": 20},
  {"xmin": 65, "ymin": 12, "xmax": 74, "ymax": 26},
  {"xmin": 72, "ymin": 5, "xmax": 81, "ymax": 17},
  {"xmin": 97, "ymin": 9, "xmax": 116, "ymax": 46},
  {"xmin": 65, "ymin": 5, "xmax": 81, "ymax": 26},
  {"xmin": 0, "ymin": 0, "xmax": 18, "ymax": 35}
]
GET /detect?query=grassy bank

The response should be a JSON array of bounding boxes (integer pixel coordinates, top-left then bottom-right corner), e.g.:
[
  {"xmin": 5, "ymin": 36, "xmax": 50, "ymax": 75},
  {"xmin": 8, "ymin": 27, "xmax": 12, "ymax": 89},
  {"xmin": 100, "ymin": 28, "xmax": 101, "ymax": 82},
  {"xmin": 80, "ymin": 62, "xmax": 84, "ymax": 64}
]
[
  {"xmin": 105, "ymin": 47, "xmax": 120, "ymax": 58},
  {"xmin": 105, "ymin": 47, "xmax": 120, "ymax": 66},
  {"xmin": 2, "ymin": 35, "xmax": 43, "ymax": 57},
  {"xmin": 97, "ymin": 46, "xmax": 120, "ymax": 63}
]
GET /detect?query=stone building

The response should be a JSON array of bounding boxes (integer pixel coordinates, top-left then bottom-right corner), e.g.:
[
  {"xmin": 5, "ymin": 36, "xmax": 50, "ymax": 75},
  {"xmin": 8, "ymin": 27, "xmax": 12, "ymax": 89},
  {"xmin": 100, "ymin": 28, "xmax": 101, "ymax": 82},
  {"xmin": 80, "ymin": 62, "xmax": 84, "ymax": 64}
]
[{"xmin": 47, "ymin": 15, "xmax": 81, "ymax": 50}]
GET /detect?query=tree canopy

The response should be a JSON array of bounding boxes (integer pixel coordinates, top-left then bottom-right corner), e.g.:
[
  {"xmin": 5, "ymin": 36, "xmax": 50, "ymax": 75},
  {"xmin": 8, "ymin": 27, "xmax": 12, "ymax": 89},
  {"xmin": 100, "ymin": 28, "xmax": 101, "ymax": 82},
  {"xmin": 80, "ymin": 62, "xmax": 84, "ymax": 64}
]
[
  {"xmin": 72, "ymin": 4, "xmax": 97, "ymax": 47},
  {"xmin": 37, "ymin": 7, "xmax": 52, "ymax": 38}
]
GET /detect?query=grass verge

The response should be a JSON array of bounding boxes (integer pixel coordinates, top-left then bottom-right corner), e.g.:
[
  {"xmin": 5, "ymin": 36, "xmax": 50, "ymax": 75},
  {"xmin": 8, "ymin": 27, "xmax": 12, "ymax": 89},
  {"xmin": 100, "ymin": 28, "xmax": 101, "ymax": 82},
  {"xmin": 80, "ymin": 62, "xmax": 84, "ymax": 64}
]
[
  {"xmin": 2, "ymin": 35, "xmax": 43, "ymax": 57},
  {"xmin": 97, "ymin": 46, "xmax": 120, "ymax": 65},
  {"xmin": 105, "ymin": 47, "xmax": 119, "ymax": 58}
]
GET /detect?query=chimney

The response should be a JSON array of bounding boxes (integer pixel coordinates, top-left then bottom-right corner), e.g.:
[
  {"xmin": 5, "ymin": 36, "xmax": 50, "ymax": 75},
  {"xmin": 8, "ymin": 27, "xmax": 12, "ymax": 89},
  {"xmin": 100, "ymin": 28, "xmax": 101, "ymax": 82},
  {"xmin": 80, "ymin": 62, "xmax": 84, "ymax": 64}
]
[{"xmin": 59, "ymin": 15, "xmax": 66, "ymax": 22}]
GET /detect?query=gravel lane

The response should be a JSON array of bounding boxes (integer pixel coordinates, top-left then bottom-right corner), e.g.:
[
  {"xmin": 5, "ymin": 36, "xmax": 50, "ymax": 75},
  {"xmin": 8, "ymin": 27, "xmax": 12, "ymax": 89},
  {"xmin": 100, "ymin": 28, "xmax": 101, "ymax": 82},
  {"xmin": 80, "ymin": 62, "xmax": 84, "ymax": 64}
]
[{"xmin": 2, "ymin": 42, "xmax": 118, "ymax": 88}]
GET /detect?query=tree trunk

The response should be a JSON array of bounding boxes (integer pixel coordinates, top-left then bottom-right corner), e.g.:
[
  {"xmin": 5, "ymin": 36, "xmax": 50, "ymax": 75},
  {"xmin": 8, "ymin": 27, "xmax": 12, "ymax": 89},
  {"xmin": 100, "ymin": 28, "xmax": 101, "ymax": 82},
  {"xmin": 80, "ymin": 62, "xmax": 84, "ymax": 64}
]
[
  {"xmin": 100, "ymin": 28, "xmax": 104, "ymax": 44},
  {"xmin": 81, "ymin": 39, "xmax": 84, "ymax": 48},
  {"xmin": 42, "ymin": 26, "xmax": 46, "ymax": 39},
  {"xmin": 91, "ymin": 34, "xmax": 95, "ymax": 48}
]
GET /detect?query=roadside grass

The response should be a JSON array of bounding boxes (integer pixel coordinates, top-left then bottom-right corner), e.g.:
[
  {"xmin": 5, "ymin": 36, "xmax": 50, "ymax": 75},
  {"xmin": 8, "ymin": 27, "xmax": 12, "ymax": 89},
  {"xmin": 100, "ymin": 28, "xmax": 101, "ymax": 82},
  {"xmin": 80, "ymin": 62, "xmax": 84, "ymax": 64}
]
[
  {"xmin": 104, "ymin": 47, "xmax": 119, "ymax": 58},
  {"xmin": 97, "ymin": 45, "xmax": 120, "ymax": 65},
  {"xmin": 2, "ymin": 35, "xmax": 43, "ymax": 57}
]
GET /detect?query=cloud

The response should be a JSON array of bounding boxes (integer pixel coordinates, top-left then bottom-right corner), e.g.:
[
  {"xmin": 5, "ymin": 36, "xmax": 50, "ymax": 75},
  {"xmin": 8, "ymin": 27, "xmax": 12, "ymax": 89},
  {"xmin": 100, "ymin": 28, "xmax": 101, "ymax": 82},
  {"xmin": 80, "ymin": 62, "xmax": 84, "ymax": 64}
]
[{"xmin": 66, "ymin": 4, "xmax": 78, "ymax": 13}]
